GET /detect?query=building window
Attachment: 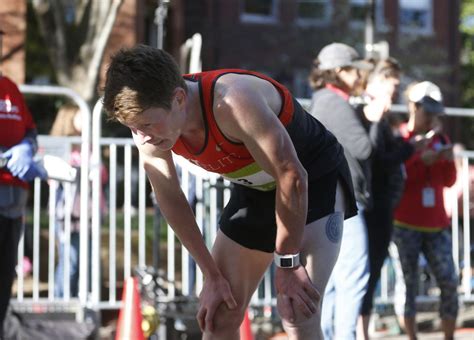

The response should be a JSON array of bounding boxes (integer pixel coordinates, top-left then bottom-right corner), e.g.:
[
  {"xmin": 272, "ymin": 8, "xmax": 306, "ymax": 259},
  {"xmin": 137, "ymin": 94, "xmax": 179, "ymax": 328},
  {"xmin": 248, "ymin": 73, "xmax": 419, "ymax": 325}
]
[
  {"xmin": 399, "ymin": 0, "xmax": 433, "ymax": 35},
  {"xmin": 349, "ymin": 0, "xmax": 385, "ymax": 30},
  {"xmin": 241, "ymin": 0, "xmax": 279, "ymax": 24},
  {"xmin": 296, "ymin": 0, "xmax": 331, "ymax": 26},
  {"xmin": 350, "ymin": 0, "xmax": 368, "ymax": 22},
  {"xmin": 293, "ymin": 69, "xmax": 313, "ymax": 99}
]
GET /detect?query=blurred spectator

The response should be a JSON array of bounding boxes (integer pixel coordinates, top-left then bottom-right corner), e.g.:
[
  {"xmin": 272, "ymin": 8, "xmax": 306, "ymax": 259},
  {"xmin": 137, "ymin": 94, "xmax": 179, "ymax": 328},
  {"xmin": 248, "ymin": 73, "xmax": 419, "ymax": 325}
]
[
  {"xmin": 49, "ymin": 103, "xmax": 107, "ymax": 298},
  {"xmin": 392, "ymin": 81, "xmax": 458, "ymax": 340},
  {"xmin": 354, "ymin": 58, "xmax": 419, "ymax": 339},
  {"xmin": 308, "ymin": 42, "xmax": 374, "ymax": 340},
  {"xmin": 0, "ymin": 67, "xmax": 46, "ymax": 337}
]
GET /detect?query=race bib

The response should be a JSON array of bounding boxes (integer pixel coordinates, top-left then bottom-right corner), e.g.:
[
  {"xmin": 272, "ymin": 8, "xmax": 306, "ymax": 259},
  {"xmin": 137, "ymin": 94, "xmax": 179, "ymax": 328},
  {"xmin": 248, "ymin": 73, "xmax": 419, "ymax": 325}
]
[{"xmin": 422, "ymin": 187, "xmax": 435, "ymax": 207}]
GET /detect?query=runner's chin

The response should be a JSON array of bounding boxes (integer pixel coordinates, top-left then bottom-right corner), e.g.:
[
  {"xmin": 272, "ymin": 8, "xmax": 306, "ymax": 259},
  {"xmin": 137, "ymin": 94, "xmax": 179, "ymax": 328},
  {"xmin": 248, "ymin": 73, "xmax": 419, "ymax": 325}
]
[{"xmin": 153, "ymin": 139, "xmax": 173, "ymax": 151}]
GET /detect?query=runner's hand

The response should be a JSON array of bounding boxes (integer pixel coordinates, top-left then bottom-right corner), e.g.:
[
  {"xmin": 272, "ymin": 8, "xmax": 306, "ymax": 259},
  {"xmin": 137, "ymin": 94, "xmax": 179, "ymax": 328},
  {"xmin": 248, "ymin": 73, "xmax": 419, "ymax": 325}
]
[
  {"xmin": 196, "ymin": 274, "xmax": 237, "ymax": 332},
  {"xmin": 275, "ymin": 265, "xmax": 320, "ymax": 322}
]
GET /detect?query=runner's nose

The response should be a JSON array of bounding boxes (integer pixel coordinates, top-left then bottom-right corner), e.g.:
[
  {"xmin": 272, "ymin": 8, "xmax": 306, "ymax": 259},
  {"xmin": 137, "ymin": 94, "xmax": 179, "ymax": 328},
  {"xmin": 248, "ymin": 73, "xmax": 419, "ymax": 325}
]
[{"xmin": 136, "ymin": 129, "xmax": 152, "ymax": 144}]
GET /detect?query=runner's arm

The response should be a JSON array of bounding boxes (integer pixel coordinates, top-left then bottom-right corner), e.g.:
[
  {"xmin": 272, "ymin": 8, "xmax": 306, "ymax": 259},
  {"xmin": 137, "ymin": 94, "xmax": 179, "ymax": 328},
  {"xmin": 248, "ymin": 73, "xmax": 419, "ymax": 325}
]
[{"xmin": 214, "ymin": 79, "xmax": 307, "ymax": 255}]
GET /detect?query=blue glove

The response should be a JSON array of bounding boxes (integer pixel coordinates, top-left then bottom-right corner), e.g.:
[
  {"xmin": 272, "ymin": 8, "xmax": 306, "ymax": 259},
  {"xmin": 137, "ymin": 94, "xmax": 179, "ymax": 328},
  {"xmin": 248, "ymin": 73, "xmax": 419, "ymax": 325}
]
[
  {"xmin": 21, "ymin": 162, "xmax": 48, "ymax": 181},
  {"xmin": 2, "ymin": 139, "xmax": 45, "ymax": 181}
]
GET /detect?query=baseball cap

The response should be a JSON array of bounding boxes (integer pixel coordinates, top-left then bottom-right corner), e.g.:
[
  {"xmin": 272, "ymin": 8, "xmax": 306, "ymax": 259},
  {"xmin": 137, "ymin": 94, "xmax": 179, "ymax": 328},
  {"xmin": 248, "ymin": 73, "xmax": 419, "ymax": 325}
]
[
  {"xmin": 317, "ymin": 43, "xmax": 373, "ymax": 71},
  {"xmin": 418, "ymin": 95, "xmax": 445, "ymax": 115},
  {"xmin": 408, "ymin": 81, "xmax": 443, "ymax": 103}
]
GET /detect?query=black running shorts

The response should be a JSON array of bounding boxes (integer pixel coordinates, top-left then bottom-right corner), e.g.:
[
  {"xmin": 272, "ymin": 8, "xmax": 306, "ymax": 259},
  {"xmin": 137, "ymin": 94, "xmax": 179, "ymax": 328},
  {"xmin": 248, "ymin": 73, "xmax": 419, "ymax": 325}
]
[{"xmin": 219, "ymin": 158, "xmax": 357, "ymax": 253}]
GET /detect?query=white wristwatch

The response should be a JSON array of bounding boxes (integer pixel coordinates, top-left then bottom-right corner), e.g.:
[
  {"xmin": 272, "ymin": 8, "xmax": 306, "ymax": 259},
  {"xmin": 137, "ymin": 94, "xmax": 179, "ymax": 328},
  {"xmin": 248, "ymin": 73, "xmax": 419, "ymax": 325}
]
[{"xmin": 274, "ymin": 252, "xmax": 300, "ymax": 268}]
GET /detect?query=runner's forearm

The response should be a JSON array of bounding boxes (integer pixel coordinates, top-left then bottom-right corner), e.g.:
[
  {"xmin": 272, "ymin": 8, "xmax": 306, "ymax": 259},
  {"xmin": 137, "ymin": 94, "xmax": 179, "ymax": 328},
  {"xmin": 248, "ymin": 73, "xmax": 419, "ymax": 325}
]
[{"xmin": 274, "ymin": 169, "xmax": 307, "ymax": 254}]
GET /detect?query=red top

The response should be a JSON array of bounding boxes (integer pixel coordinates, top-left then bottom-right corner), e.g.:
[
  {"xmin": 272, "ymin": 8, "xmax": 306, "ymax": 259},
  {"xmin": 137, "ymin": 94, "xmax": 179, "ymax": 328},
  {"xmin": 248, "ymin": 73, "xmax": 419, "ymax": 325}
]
[
  {"xmin": 0, "ymin": 76, "xmax": 36, "ymax": 188},
  {"xmin": 325, "ymin": 84, "xmax": 350, "ymax": 101},
  {"xmin": 172, "ymin": 69, "xmax": 294, "ymax": 191},
  {"xmin": 394, "ymin": 126, "xmax": 457, "ymax": 230}
]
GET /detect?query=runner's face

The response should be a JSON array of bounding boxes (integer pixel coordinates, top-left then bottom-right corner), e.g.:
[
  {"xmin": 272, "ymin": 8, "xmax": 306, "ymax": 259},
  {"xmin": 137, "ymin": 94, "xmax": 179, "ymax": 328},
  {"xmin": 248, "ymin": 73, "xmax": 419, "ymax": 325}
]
[{"xmin": 126, "ymin": 99, "xmax": 186, "ymax": 151}]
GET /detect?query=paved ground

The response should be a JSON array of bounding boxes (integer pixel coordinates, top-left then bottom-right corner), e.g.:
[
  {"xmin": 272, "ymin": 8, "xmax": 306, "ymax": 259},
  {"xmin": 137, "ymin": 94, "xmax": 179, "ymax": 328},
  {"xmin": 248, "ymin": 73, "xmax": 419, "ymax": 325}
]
[
  {"xmin": 378, "ymin": 330, "xmax": 474, "ymax": 339},
  {"xmin": 260, "ymin": 302, "xmax": 474, "ymax": 340},
  {"xmin": 268, "ymin": 329, "xmax": 474, "ymax": 340}
]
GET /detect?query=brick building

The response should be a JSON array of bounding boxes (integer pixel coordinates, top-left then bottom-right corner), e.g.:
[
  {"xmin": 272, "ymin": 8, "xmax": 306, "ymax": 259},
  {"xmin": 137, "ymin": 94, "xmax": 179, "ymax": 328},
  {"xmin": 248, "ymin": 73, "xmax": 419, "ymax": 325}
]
[
  {"xmin": 170, "ymin": 0, "xmax": 461, "ymax": 104},
  {"xmin": 0, "ymin": 0, "xmax": 461, "ymax": 105}
]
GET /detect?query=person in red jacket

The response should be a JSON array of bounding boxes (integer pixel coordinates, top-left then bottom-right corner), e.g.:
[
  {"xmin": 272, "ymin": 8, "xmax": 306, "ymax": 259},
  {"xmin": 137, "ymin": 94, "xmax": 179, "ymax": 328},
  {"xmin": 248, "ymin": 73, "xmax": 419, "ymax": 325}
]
[
  {"xmin": 0, "ymin": 51, "xmax": 46, "ymax": 340},
  {"xmin": 392, "ymin": 81, "xmax": 458, "ymax": 340}
]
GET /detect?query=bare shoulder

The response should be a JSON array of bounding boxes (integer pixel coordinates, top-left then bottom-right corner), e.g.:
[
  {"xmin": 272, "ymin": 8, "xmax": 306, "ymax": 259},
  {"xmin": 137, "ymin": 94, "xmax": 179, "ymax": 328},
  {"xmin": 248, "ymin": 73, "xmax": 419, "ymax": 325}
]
[
  {"xmin": 211, "ymin": 73, "xmax": 283, "ymax": 142},
  {"xmin": 213, "ymin": 73, "xmax": 281, "ymax": 119}
]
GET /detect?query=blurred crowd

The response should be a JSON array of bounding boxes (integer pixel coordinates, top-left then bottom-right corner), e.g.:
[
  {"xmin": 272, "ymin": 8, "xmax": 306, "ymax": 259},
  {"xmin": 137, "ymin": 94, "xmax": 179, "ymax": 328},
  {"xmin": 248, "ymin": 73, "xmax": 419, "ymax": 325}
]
[{"xmin": 308, "ymin": 42, "xmax": 463, "ymax": 340}]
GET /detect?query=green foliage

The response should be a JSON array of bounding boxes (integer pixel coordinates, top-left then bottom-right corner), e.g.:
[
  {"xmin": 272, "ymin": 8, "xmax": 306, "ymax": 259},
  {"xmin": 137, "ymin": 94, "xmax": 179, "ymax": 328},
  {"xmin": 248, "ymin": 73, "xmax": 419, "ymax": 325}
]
[
  {"xmin": 25, "ymin": 2, "xmax": 56, "ymax": 84},
  {"xmin": 460, "ymin": 0, "xmax": 474, "ymax": 148}
]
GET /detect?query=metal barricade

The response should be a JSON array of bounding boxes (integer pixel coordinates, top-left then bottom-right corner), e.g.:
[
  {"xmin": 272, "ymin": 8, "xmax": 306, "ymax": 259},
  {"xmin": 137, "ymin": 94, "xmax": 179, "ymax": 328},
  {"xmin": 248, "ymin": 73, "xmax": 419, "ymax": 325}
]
[
  {"xmin": 89, "ymin": 100, "xmax": 232, "ymax": 311},
  {"xmin": 12, "ymin": 85, "xmax": 90, "ymax": 317},
  {"xmin": 88, "ymin": 98, "xmax": 474, "ymax": 313},
  {"xmin": 13, "ymin": 92, "xmax": 473, "ymax": 320}
]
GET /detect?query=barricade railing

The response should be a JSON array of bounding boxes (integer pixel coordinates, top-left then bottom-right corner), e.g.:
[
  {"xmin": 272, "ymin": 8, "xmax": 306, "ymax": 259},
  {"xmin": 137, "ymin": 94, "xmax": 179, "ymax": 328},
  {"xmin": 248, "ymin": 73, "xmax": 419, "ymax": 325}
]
[
  {"xmin": 12, "ymin": 85, "xmax": 91, "ymax": 316},
  {"xmin": 13, "ymin": 93, "xmax": 473, "ymax": 319},
  {"xmin": 89, "ymin": 100, "xmax": 232, "ymax": 310},
  {"xmin": 89, "ymin": 97, "xmax": 473, "ymax": 313}
]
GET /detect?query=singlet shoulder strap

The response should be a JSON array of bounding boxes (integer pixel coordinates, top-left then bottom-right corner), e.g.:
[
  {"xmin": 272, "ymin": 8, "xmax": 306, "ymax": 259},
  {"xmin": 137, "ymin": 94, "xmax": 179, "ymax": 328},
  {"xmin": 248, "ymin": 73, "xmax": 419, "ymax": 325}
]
[{"xmin": 189, "ymin": 69, "xmax": 294, "ymax": 148}]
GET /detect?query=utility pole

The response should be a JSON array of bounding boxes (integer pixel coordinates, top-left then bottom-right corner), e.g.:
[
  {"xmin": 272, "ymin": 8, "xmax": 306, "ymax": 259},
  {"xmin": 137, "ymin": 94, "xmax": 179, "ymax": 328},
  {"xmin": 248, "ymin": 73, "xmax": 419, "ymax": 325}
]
[
  {"xmin": 365, "ymin": 0, "xmax": 375, "ymax": 58},
  {"xmin": 155, "ymin": 0, "xmax": 170, "ymax": 49},
  {"xmin": 364, "ymin": 0, "xmax": 389, "ymax": 59},
  {"xmin": 152, "ymin": 0, "xmax": 170, "ymax": 283}
]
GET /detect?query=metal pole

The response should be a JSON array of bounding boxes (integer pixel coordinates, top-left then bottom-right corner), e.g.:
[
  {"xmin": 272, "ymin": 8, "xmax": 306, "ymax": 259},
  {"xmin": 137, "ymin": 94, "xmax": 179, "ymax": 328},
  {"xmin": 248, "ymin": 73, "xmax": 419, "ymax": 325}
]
[
  {"xmin": 155, "ymin": 0, "xmax": 170, "ymax": 49},
  {"xmin": 152, "ymin": 1, "xmax": 170, "ymax": 288},
  {"xmin": 365, "ymin": 0, "xmax": 375, "ymax": 58}
]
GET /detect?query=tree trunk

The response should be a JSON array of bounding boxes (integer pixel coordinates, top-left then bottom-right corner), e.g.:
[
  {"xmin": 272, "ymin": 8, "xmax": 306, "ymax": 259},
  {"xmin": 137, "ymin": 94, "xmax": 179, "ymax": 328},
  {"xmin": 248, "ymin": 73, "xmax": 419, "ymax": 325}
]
[{"xmin": 32, "ymin": 0, "xmax": 123, "ymax": 102}]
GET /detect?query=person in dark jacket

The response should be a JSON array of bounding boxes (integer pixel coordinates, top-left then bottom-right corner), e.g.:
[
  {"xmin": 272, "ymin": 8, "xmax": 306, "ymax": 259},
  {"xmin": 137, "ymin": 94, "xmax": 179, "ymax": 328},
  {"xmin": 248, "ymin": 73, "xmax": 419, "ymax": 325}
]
[
  {"xmin": 355, "ymin": 58, "xmax": 421, "ymax": 340},
  {"xmin": 309, "ymin": 42, "xmax": 376, "ymax": 340}
]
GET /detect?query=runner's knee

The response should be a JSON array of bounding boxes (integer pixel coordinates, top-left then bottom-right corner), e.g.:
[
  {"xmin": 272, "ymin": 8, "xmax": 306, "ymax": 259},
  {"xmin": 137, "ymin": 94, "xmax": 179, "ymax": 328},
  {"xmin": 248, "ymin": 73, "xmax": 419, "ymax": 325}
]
[
  {"xmin": 207, "ymin": 303, "xmax": 246, "ymax": 336},
  {"xmin": 281, "ymin": 306, "xmax": 322, "ymax": 338}
]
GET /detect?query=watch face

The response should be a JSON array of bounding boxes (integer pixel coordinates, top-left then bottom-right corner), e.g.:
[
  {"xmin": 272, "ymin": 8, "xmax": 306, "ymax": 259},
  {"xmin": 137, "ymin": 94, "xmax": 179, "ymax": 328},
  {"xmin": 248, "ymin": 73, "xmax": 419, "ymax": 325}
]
[{"xmin": 280, "ymin": 257, "xmax": 293, "ymax": 268}]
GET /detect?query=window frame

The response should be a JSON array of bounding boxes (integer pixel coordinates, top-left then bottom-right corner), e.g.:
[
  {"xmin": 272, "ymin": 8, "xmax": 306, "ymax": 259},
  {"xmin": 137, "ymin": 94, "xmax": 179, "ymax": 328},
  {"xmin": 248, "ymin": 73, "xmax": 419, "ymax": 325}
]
[
  {"xmin": 348, "ymin": 0, "xmax": 386, "ymax": 31},
  {"xmin": 240, "ymin": 0, "xmax": 280, "ymax": 24},
  {"xmin": 398, "ymin": 0, "xmax": 433, "ymax": 35},
  {"xmin": 295, "ymin": 0, "xmax": 332, "ymax": 27}
]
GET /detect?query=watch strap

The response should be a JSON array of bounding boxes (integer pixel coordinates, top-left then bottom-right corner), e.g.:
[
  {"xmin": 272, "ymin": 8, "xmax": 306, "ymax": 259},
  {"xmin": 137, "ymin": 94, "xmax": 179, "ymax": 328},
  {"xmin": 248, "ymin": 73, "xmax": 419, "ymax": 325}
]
[{"xmin": 274, "ymin": 252, "xmax": 300, "ymax": 268}]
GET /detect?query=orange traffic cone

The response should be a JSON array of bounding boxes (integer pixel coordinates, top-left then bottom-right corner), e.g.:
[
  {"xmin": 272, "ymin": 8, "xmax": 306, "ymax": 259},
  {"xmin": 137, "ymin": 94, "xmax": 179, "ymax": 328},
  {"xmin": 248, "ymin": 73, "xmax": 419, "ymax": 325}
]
[
  {"xmin": 115, "ymin": 276, "xmax": 145, "ymax": 340},
  {"xmin": 240, "ymin": 309, "xmax": 254, "ymax": 340}
]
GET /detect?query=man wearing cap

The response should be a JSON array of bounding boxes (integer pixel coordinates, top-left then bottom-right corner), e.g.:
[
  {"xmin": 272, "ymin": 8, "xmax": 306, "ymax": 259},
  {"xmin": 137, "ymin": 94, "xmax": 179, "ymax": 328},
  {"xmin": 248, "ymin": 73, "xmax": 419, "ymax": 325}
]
[
  {"xmin": 392, "ymin": 81, "xmax": 458, "ymax": 340},
  {"xmin": 308, "ymin": 42, "xmax": 375, "ymax": 340}
]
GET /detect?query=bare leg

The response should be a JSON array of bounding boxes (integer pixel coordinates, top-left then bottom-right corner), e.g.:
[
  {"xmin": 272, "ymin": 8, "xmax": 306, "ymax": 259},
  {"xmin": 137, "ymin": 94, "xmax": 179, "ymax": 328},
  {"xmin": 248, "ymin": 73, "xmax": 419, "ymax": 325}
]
[
  {"xmin": 281, "ymin": 182, "xmax": 346, "ymax": 340},
  {"xmin": 357, "ymin": 314, "xmax": 370, "ymax": 340},
  {"xmin": 398, "ymin": 316, "xmax": 417, "ymax": 340},
  {"xmin": 441, "ymin": 318, "xmax": 455, "ymax": 340},
  {"xmin": 202, "ymin": 231, "xmax": 273, "ymax": 340}
]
